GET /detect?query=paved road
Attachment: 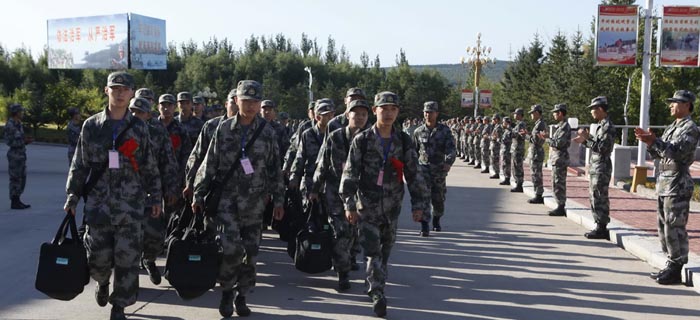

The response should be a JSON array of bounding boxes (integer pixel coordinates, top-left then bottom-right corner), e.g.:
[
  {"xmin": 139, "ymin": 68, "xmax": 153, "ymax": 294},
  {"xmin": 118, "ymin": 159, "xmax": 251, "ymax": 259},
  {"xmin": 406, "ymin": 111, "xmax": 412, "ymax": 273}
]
[{"xmin": 0, "ymin": 144, "xmax": 699, "ymax": 320}]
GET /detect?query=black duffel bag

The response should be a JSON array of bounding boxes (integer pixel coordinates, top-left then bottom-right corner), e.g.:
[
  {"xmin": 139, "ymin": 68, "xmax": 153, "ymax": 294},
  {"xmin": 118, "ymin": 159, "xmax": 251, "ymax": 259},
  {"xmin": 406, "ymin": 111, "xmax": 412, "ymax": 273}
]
[
  {"xmin": 272, "ymin": 189, "xmax": 305, "ymax": 243},
  {"xmin": 164, "ymin": 213, "xmax": 221, "ymax": 300},
  {"xmin": 35, "ymin": 213, "xmax": 90, "ymax": 301},
  {"xmin": 294, "ymin": 201, "xmax": 333, "ymax": 274}
]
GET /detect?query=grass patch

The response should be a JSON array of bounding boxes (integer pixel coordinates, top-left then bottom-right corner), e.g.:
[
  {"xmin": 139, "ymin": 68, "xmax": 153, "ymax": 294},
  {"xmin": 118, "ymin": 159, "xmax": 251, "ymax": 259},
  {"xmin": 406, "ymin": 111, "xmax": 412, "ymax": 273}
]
[{"xmin": 1, "ymin": 123, "xmax": 67, "ymax": 144}]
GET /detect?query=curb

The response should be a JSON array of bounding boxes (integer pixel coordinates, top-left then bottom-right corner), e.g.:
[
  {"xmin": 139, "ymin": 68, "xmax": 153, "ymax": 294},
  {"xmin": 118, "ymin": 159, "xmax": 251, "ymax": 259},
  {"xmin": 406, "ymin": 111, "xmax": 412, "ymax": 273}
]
[{"xmin": 514, "ymin": 172, "xmax": 700, "ymax": 293}]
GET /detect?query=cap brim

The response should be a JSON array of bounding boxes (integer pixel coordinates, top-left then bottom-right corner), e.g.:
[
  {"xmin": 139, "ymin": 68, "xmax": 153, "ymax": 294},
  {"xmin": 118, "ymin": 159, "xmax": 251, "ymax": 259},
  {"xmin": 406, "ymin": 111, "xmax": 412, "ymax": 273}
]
[
  {"xmin": 666, "ymin": 98, "xmax": 687, "ymax": 103},
  {"xmin": 237, "ymin": 95, "xmax": 261, "ymax": 101},
  {"xmin": 108, "ymin": 83, "xmax": 129, "ymax": 87},
  {"xmin": 376, "ymin": 103, "xmax": 399, "ymax": 108}
]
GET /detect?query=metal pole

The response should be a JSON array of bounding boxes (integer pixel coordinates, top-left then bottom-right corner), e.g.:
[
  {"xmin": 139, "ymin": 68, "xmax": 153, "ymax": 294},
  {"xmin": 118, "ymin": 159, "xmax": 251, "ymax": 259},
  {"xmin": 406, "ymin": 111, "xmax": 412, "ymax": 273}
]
[
  {"xmin": 304, "ymin": 67, "xmax": 314, "ymax": 105},
  {"xmin": 637, "ymin": 0, "xmax": 652, "ymax": 166}
]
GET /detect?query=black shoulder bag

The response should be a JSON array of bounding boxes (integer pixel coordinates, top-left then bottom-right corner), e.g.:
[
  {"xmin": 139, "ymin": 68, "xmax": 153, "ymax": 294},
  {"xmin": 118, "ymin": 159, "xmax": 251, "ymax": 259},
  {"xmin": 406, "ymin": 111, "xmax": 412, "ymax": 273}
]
[{"xmin": 203, "ymin": 121, "xmax": 266, "ymax": 217}]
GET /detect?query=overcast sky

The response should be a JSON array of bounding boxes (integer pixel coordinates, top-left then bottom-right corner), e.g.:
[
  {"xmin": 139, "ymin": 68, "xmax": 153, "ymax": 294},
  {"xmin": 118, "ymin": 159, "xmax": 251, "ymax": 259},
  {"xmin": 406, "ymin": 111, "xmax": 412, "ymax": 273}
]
[{"xmin": 0, "ymin": 0, "xmax": 684, "ymax": 65}]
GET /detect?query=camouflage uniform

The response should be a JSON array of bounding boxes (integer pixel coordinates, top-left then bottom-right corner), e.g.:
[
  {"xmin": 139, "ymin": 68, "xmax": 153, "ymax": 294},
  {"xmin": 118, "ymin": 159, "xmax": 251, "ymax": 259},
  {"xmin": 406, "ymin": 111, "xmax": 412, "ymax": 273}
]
[
  {"xmin": 547, "ymin": 107, "xmax": 571, "ymax": 208},
  {"xmin": 511, "ymin": 112, "xmax": 527, "ymax": 187},
  {"xmin": 472, "ymin": 118, "xmax": 483, "ymax": 167},
  {"xmin": 647, "ymin": 92, "xmax": 698, "ymax": 268},
  {"xmin": 269, "ymin": 120, "xmax": 291, "ymax": 163},
  {"xmin": 65, "ymin": 104, "xmax": 162, "ymax": 308},
  {"xmin": 290, "ymin": 124, "xmax": 328, "ymax": 198},
  {"xmin": 480, "ymin": 118, "xmax": 492, "ymax": 171},
  {"xmin": 5, "ymin": 116, "xmax": 27, "ymax": 201},
  {"xmin": 283, "ymin": 117, "xmax": 314, "ymax": 174},
  {"xmin": 185, "ymin": 115, "xmax": 227, "ymax": 191},
  {"xmin": 499, "ymin": 120, "xmax": 513, "ymax": 182},
  {"xmin": 413, "ymin": 109, "xmax": 456, "ymax": 223},
  {"xmin": 67, "ymin": 119, "xmax": 81, "ymax": 164},
  {"xmin": 312, "ymin": 125, "xmax": 361, "ymax": 275},
  {"xmin": 527, "ymin": 106, "xmax": 546, "ymax": 197},
  {"xmin": 193, "ymin": 114, "xmax": 284, "ymax": 296},
  {"xmin": 583, "ymin": 116, "xmax": 615, "ymax": 225},
  {"xmin": 490, "ymin": 117, "xmax": 503, "ymax": 176},
  {"xmin": 141, "ymin": 116, "xmax": 179, "ymax": 264},
  {"xmin": 327, "ymin": 113, "xmax": 348, "ymax": 133},
  {"xmin": 339, "ymin": 125, "xmax": 427, "ymax": 297}
]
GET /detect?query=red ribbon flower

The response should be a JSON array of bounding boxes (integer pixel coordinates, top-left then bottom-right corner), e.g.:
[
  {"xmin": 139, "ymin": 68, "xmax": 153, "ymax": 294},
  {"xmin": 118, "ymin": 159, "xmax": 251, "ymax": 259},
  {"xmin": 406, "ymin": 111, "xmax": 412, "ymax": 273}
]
[
  {"xmin": 118, "ymin": 138, "xmax": 139, "ymax": 172},
  {"xmin": 170, "ymin": 134, "xmax": 181, "ymax": 150},
  {"xmin": 389, "ymin": 157, "xmax": 404, "ymax": 183}
]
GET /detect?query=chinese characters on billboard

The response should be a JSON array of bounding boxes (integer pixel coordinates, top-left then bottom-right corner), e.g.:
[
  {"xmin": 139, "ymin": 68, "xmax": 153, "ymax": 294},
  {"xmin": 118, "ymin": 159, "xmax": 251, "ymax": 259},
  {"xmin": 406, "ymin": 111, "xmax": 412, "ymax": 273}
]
[
  {"xmin": 129, "ymin": 14, "xmax": 167, "ymax": 70},
  {"xmin": 595, "ymin": 5, "xmax": 639, "ymax": 66},
  {"xmin": 659, "ymin": 6, "xmax": 700, "ymax": 67},
  {"xmin": 47, "ymin": 14, "xmax": 128, "ymax": 69},
  {"xmin": 461, "ymin": 90, "xmax": 474, "ymax": 108},
  {"xmin": 47, "ymin": 13, "xmax": 167, "ymax": 70}
]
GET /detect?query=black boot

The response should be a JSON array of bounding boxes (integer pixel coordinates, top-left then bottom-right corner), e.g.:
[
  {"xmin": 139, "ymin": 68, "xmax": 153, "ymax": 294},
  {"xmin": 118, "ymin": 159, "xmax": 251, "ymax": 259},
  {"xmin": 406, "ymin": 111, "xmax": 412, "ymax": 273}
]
[
  {"xmin": 235, "ymin": 295, "xmax": 252, "ymax": 317},
  {"xmin": 656, "ymin": 262, "xmax": 683, "ymax": 285},
  {"xmin": 527, "ymin": 195, "xmax": 544, "ymax": 204},
  {"xmin": 219, "ymin": 290, "xmax": 234, "ymax": 318},
  {"xmin": 432, "ymin": 216, "xmax": 442, "ymax": 232},
  {"xmin": 650, "ymin": 261, "xmax": 674, "ymax": 279},
  {"xmin": 11, "ymin": 196, "xmax": 30, "ymax": 209},
  {"xmin": 143, "ymin": 259, "xmax": 161, "ymax": 285},
  {"xmin": 510, "ymin": 184, "xmax": 523, "ymax": 193},
  {"xmin": 419, "ymin": 221, "xmax": 430, "ymax": 237},
  {"xmin": 338, "ymin": 272, "xmax": 351, "ymax": 291},
  {"xmin": 584, "ymin": 223, "xmax": 609, "ymax": 240},
  {"xmin": 370, "ymin": 291, "xmax": 387, "ymax": 317},
  {"xmin": 489, "ymin": 174, "xmax": 500, "ymax": 179},
  {"xmin": 95, "ymin": 283, "xmax": 109, "ymax": 307},
  {"xmin": 499, "ymin": 179, "xmax": 510, "ymax": 185},
  {"xmin": 110, "ymin": 305, "xmax": 126, "ymax": 320},
  {"xmin": 480, "ymin": 168, "xmax": 489, "ymax": 174},
  {"xmin": 548, "ymin": 205, "xmax": 566, "ymax": 216},
  {"xmin": 473, "ymin": 163, "xmax": 481, "ymax": 169}
]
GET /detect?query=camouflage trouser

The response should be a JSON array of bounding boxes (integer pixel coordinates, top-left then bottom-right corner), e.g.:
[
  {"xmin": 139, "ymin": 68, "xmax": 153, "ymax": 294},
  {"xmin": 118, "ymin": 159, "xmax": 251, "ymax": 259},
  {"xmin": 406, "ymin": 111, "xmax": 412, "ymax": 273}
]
[
  {"xmin": 490, "ymin": 146, "xmax": 500, "ymax": 175},
  {"xmin": 141, "ymin": 208, "xmax": 166, "ymax": 263},
  {"xmin": 512, "ymin": 151, "xmax": 524, "ymax": 184},
  {"xmin": 329, "ymin": 215, "xmax": 354, "ymax": 274},
  {"xmin": 473, "ymin": 143, "xmax": 481, "ymax": 164},
  {"xmin": 589, "ymin": 173, "xmax": 611, "ymax": 224},
  {"xmin": 530, "ymin": 159, "xmax": 543, "ymax": 196},
  {"xmin": 500, "ymin": 149, "xmax": 511, "ymax": 180},
  {"xmin": 84, "ymin": 223, "xmax": 143, "ymax": 308},
  {"xmin": 481, "ymin": 145, "xmax": 490, "ymax": 169},
  {"xmin": 358, "ymin": 208, "xmax": 400, "ymax": 295},
  {"xmin": 657, "ymin": 195, "xmax": 690, "ymax": 265},
  {"xmin": 420, "ymin": 167, "xmax": 447, "ymax": 221},
  {"xmin": 7, "ymin": 150, "xmax": 26, "ymax": 198},
  {"xmin": 464, "ymin": 141, "xmax": 470, "ymax": 160},
  {"xmin": 216, "ymin": 216, "xmax": 262, "ymax": 295},
  {"xmin": 551, "ymin": 164, "xmax": 567, "ymax": 206}
]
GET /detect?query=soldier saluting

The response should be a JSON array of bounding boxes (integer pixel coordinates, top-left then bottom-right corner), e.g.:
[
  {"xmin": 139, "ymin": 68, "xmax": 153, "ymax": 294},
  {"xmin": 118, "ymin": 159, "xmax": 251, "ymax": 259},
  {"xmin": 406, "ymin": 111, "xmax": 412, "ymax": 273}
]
[{"xmin": 636, "ymin": 90, "xmax": 698, "ymax": 285}]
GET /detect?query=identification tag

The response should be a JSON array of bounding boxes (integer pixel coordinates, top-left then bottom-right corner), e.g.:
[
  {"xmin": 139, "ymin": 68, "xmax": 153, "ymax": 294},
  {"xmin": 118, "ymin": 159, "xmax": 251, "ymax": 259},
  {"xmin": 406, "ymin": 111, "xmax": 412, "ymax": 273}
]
[
  {"xmin": 376, "ymin": 169, "xmax": 384, "ymax": 186},
  {"xmin": 108, "ymin": 151, "xmax": 120, "ymax": 169},
  {"xmin": 241, "ymin": 157, "xmax": 254, "ymax": 175}
]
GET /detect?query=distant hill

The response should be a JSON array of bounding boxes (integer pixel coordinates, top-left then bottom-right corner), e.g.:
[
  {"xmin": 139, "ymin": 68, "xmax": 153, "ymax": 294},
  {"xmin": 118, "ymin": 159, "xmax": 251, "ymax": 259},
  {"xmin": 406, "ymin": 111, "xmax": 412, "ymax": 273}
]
[{"xmin": 409, "ymin": 61, "xmax": 510, "ymax": 86}]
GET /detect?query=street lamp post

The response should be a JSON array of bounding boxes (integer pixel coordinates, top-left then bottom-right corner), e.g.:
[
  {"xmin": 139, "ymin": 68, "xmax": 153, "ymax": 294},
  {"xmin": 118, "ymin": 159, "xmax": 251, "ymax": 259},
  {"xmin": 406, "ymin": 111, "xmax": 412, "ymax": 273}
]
[
  {"xmin": 460, "ymin": 32, "xmax": 494, "ymax": 118},
  {"xmin": 304, "ymin": 67, "xmax": 314, "ymax": 105}
]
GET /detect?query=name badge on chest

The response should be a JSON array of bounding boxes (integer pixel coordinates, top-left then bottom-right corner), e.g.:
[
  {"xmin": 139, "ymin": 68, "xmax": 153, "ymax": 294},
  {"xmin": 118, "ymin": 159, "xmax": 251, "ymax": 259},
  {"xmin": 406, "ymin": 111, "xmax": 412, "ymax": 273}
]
[
  {"xmin": 376, "ymin": 169, "xmax": 384, "ymax": 186},
  {"xmin": 108, "ymin": 150, "xmax": 120, "ymax": 169},
  {"xmin": 241, "ymin": 157, "xmax": 254, "ymax": 175}
]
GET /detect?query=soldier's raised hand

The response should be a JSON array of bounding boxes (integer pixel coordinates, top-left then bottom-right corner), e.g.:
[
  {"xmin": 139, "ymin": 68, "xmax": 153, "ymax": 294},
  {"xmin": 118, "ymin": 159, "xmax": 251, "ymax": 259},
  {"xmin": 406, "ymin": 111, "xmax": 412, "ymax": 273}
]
[
  {"xmin": 151, "ymin": 204, "xmax": 162, "ymax": 218},
  {"xmin": 634, "ymin": 127, "xmax": 656, "ymax": 145},
  {"xmin": 412, "ymin": 210, "xmax": 423, "ymax": 222},
  {"xmin": 345, "ymin": 210, "xmax": 359, "ymax": 225},
  {"xmin": 273, "ymin": 206, "xmax": 285, "ymax": 221}
]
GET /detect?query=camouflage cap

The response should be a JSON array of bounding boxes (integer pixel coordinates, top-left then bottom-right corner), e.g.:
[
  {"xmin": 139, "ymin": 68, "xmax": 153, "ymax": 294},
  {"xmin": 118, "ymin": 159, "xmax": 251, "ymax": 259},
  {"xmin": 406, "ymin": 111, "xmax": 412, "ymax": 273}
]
[
  {"xmin": 315, "ymin": 101, "xmax": 335, "ymax": 115},
  {"xmin": 128, "ymin": 97, "xmax": 152, "ymax": 113},
  {"xmin": 227, "ymin": 89, "xmax": 237, "ymax": 101},
  {"xmin": 347, "ymin": 99, "xmax": 370, "ymax": 112},
  {"xmin": 278, "ymin": 111, "xmax": 290, "ymax": 120},
  {"xmin": 468, "ymin": 116, "xmax": 475, "ymax": 121},
  {"xmin": 374, "ymin": 91, "xmax": 399, "ymax": 107},
  {"xmin": 135, "ymin": 88, "xmax": 155, "ymax": 100},
  {"xmin": 236, "ymin": 80, "xmax": 263, "ymax": 100},
  {"xmin": 552, "ymin": 103, "xmax": 567, "ymax": 113},
  {"xmin": 492, "ymin": 113, "xmax": 501, "ymax": 120},
  {"xmin": 513, "ymin": 108, "xmax": 524, "ymax": 116},
  {"xmin": 529, "ymin": 104, "xmax": 543, "ymax": 114},
  {"xmin": 261, "ymin": 100, "xmax": 276, "ymax": 108},
  {"xmin": 483, "ymin": 116, "xmax": 491, "ymax": 121},
  {"xmin": 346, "ymin": 87, "xmax": 366, "ymax": 99},
  {"xmin": 423, "ymin": 101, "xmax": 439, "ymax": 112},
  {"xmin": 308, "ymin": 102, "xmax": 315, "ymax": 110},
  {"xmin": 588, "ymin": 96, "xmax": 608, "ymax": 108},
  {"xmin": 503, "ymin": 116, "xmax": 511, "ymax": 123},
  {"xmin": 158, "ymin": 94, "xmax": 176, "ymax": 105},
  {"xmin": 68, "ymin": 107, "xmax": 79, "ymax": 117},
  {"xmin": 177, "ymin": 92, "xmax": 192, "ymax": 102},
  {"xmin": 475, "ymin": 115, "xmax": 483, "ymax": 121},
  {"xmin": 107, "ymin": 71, "xmax": 134, "ymax": 88},
  {"xmin": 193, "ymin": 95, "xmax": 205, "ymax": 104},
  {"xmin": 666, "ymin": 90, "xmax": 696, "ymax": 104},
  {"xmin": 9, "ymin": 103, "xmax": 23, "ymax": 114}
]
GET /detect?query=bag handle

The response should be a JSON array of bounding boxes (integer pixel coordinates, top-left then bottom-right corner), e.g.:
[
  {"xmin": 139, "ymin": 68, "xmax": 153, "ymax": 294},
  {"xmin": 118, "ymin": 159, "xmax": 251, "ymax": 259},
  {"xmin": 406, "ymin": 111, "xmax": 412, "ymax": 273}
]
[{"xmin": 52, "ymin": 213, "xmax": 80, "ymax": 246}]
